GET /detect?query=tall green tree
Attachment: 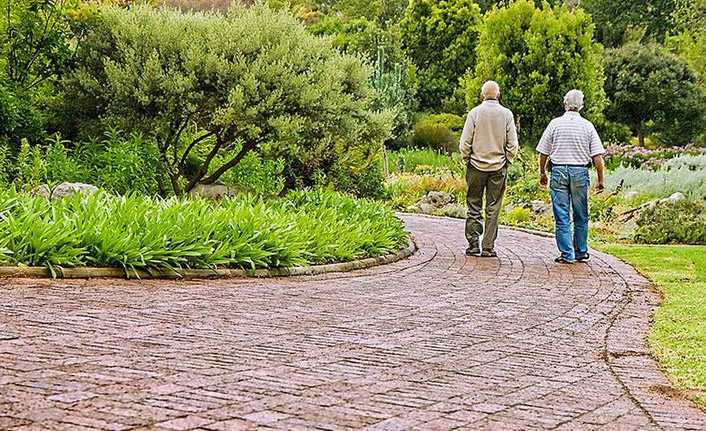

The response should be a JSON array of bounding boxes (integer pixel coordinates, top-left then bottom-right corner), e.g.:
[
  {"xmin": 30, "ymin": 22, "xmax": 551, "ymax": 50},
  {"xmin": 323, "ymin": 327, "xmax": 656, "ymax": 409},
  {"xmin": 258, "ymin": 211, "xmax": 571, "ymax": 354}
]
[
  {"xmin": 0, "ymin": 0, "xmax": 94, "ymax": 149},
  {"xmin": 668, "ymin": 0, "xmax": 706, "ymax": 86},
  {"xmin": 603, "ymin": 43, "xmax": 706, "ymax": 147},
  {"xmin": 581, "ymin": 0, "xmax": 677, "ymax": 47},
  {"xmin": 59, "ymin": 4, "xmax": 391, "ymax": 196},
  {"xmin": 399, "ymin": 0, "xmax": 482, "ymax": 111},
  {"xmin": 468, "ymin": 0, "xmax": 605, "ymax": 143}
]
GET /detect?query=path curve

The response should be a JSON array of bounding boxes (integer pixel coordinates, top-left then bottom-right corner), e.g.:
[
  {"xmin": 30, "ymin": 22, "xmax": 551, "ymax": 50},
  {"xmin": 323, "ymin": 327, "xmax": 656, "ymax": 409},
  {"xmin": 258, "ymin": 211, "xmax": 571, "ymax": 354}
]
[{"xmin": 1, "ymin": 214, "xmax": 704, "ymax": 431}]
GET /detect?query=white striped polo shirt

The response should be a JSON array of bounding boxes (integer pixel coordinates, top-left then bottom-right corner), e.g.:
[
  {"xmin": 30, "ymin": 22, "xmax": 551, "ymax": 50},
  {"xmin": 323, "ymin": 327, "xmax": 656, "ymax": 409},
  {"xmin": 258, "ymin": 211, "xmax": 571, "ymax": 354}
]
[{"xmin": 536, "ymin": 111, "xmax": 605, "ymax": 165}]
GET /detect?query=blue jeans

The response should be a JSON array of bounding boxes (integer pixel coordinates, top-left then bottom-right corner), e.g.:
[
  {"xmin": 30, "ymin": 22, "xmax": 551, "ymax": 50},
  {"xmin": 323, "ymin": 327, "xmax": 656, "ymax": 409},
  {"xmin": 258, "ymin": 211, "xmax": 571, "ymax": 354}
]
[{"xmin": 550, "ymin": 166, "xmax": 589, "ymax": 262}]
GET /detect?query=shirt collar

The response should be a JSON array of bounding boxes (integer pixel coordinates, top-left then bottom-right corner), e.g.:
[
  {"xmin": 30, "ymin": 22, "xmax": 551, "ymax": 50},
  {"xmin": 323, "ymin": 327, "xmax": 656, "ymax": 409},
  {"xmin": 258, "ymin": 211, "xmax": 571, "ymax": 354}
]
[
  {"xmin": 564, "ymin": 111, "xmax": 581, "ymax": 117},
  {"xmin": 482, "ymin": 99, "xmax": 500, "ymax": 105}
]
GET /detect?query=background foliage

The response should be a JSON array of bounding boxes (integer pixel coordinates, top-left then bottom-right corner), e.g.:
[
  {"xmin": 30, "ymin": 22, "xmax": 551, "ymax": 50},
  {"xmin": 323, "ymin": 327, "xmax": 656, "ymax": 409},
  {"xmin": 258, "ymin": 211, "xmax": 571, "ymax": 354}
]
[
  {"xmin": 603, "ymin": 43, "xmax": 706, "ymax": 147},
  {"xmin": 399, "ymin": 0, "xmax": 482, "ymax": 112},
  {"xmin": 59, "ymin": 3, "xmax": 391, "ymax": 196},
  {"xmin": 467, "ymin": 0, "xmax": 606, "ymax": 143}
]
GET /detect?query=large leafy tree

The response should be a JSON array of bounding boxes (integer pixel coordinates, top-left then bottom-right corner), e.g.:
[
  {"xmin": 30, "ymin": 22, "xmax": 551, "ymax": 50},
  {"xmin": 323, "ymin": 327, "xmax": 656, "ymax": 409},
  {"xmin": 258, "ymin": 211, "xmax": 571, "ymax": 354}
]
[
  {"xmin": 59, "ymin": 4, "xmax": 391, "ymax": 196},
  {"xmin": 468, "ymin": 0, "xmax": 605, "ymax": 143},
  {"xmin": 603, "ymin": 43, "xmax": 706, "ymax": 147},
  {"xmin": 668, "ymin": 0, "xmax": 706, "ymax": 86},
  {"xmin": 0, "ymin": 0, "xmax": 94, "ymax": 149},
  {"xmin": 399, "ymin": 0, "xmax": 482, "ymax": 111},
  {"xmin": 581, "ymin": 0, "xmax": 677, "ymax": 47}
]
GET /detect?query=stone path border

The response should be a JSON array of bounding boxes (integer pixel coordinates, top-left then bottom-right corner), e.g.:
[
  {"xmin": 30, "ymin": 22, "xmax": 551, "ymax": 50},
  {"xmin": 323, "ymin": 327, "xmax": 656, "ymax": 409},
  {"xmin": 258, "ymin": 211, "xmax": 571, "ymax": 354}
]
[{"xmin": 0, "ymin": 237, "xmax": 416, "ymax": 280}]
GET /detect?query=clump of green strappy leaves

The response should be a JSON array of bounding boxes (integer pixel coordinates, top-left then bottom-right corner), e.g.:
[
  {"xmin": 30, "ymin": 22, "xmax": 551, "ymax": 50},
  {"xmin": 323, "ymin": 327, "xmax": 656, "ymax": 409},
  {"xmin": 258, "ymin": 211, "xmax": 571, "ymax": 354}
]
[{"xmin": 0, "ymin": 188, "xmax": 407, "ymax": 276}]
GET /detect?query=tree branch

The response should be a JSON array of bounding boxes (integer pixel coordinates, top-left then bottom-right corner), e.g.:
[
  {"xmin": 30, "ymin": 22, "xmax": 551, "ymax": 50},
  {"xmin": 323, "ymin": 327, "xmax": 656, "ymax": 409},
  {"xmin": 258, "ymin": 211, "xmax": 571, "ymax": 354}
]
[
  {"xmin": 183, "ymin": 134, "xmax": 226, "ymax": 193},
  {"xmin": 178, "ymin": 130, "xmax": 216, "ymax": 174},
  {"xmin": 199, "ymin": 140, "xmax": 257, "ymax": 186}
]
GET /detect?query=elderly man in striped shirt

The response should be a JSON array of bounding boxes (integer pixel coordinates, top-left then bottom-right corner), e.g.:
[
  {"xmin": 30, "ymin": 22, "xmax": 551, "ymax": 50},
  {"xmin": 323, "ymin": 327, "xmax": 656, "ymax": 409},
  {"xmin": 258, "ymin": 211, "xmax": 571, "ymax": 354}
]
[{"xmin": 537, "ymin": 89, "xmax": 606, "ymax": 264}]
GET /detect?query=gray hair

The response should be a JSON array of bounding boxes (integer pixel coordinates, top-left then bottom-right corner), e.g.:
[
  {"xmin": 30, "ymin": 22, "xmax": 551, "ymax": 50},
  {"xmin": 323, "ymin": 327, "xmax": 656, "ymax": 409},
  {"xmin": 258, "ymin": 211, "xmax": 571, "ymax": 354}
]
[
  {"xmin": 481, "ymin": 80, "xmax": 500, "ymax": 100},
  {"xmin": 564, "ymin": 89, "xmax": 584, "ymax": 111}
]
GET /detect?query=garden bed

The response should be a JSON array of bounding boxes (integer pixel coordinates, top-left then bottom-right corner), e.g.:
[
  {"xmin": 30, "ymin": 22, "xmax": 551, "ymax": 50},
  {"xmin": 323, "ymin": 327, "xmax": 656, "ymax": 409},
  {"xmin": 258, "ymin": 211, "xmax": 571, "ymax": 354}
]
[{"xmin": 0, "ymin": 189, "xmax": 411, "ymax": 278}]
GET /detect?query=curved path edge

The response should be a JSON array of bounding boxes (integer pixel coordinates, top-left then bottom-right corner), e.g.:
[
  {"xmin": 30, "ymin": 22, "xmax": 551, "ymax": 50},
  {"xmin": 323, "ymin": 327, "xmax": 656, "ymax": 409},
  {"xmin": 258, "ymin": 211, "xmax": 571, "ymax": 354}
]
[
  {"xmin": 0, "ymin": 236, "xmax": 417, "ymax": 280},
  {"xmin": 500, "ymin": 219, "xmax": 705, "ymax": 428},
  {"xmin": 494, "ymin": 217, "xmax": 704, "ymax": 429},
  {"xmin": 405, "ymin": 212, "xmax": 706, "ymax": 428},
  {"xmin": 600, "ymin": 255, "xmax": 705, "ymax": 429}
]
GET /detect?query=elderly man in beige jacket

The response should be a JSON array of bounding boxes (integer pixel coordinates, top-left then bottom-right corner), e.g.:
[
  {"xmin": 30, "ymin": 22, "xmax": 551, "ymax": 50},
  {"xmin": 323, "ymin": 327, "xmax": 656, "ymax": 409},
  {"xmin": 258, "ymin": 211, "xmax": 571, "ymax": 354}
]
[{"xmin": 459, "ymin": 81, "xmax": 519, "ymax": 257}]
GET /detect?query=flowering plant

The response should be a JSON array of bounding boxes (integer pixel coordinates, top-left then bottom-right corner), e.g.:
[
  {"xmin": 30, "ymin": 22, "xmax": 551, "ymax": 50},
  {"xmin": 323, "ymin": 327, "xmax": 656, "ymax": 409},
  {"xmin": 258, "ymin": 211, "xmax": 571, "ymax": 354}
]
[{"xmin": 604, "ymin": 144, "xmax": 706, "ymax": 170}]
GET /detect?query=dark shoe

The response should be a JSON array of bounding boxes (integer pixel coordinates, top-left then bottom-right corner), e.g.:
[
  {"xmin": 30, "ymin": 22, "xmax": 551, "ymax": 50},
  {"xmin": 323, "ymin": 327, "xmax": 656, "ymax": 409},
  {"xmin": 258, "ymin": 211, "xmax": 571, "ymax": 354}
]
[
  {"xmin": 481, "ymin": 250, "xmax": 497, "ymax": 258},
  {"xmin": 576, "ymin": 253, "xmax": 590, "ymax": 262},
  {"xmin": 555, "ymin": 256, "xmax": 574, "ymax": 264},
  {"xmin": 465, "ymin": 247, "xmax": 481, "ymax": 257}
]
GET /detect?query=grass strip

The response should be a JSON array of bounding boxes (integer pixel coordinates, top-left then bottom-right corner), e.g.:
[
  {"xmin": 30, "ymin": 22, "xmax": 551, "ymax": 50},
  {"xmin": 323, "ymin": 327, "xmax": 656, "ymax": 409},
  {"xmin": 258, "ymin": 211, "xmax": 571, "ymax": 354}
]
[{"xmin": 596, "ymin": 244, "xmax": 706, "ymax": 408}]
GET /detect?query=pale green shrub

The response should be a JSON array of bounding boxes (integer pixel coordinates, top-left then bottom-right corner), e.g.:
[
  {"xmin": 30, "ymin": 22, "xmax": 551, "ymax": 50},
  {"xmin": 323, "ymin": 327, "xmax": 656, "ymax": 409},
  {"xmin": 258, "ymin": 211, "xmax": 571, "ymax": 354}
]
[{"xmin": 604, "ymin": 154, "xmax": 706, "ymax": 199}]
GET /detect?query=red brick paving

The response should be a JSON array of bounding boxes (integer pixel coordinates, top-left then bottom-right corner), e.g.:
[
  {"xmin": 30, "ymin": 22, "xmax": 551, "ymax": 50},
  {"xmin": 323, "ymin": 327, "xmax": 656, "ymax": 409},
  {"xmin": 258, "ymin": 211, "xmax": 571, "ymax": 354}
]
[{"xmin": 1, "ymin": 214, "xmax": 704, "ymax": 430}]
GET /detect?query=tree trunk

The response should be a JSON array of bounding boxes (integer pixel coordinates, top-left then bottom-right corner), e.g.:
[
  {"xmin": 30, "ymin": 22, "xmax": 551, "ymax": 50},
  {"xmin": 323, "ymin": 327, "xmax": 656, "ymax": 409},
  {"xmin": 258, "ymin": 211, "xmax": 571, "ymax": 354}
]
[
  {"xmin": 169, "ymin": 172, "xmax": 183, "ymax": 197},
  {"xmin": 637, "ymin": 125, "xmax": 646, "ymax": 147},
  {"xmin": 381, "ymin": 145, "xmax": 389, "ymax": 178}
]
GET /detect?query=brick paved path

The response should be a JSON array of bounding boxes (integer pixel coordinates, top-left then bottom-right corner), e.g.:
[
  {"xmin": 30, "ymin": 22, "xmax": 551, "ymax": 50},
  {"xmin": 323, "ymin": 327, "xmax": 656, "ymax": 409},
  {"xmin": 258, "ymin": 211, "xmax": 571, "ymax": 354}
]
[{"xmin": 2, "ymin": 214, "xmax": 705, "ymax": 431}]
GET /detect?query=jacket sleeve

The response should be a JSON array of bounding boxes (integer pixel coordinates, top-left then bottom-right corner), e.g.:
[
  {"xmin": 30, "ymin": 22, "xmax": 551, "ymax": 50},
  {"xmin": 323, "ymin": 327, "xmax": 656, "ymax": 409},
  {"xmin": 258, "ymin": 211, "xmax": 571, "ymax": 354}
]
[
  {"xmin": 505, "ymin": 111, "xmax": 519, "ymax": 164},
  {"xmin": 459, "ymin": 111, "xmax": 475, "ymax": 164}
]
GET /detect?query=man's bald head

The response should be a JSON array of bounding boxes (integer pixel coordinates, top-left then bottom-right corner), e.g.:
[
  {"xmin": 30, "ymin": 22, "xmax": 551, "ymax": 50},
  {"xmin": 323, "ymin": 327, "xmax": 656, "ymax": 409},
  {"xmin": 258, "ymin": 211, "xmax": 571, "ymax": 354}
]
[{"xmin": 481, "ymin": 81, "xmax": 500, "ymax": 100}]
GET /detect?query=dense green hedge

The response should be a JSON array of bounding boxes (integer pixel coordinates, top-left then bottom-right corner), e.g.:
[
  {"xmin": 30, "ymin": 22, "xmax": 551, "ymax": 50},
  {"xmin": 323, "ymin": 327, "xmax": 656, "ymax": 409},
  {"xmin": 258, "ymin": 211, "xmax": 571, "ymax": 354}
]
[{"xmin": 0, "ymin": 189, "xmax": 408, "ymax": 273}]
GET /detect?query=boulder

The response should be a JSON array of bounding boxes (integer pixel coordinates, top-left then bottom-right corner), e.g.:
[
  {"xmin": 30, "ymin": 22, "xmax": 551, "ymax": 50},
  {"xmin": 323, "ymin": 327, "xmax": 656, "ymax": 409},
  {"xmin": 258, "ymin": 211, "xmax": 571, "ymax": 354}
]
[
  {"xmin": 668, "ymin": 192, "xmax": 686, "ymax": 202},
  {"xmin": 188, "ymin": 182, "xmax": 253, "ymax": 200},
  {"xmin": 409, "ymin": 191, "xmax": 457, "ymax": 215},
  {"xmin": 530, "ymin": 200, "xmax": 553, "ymax": 218},
  {"xmin": 623, "ymin": 190, "xmax": 640, "ymax": 200},
  {"xmin": 32, "ymin": 182, "xmax": 99, "ymax": 200}
]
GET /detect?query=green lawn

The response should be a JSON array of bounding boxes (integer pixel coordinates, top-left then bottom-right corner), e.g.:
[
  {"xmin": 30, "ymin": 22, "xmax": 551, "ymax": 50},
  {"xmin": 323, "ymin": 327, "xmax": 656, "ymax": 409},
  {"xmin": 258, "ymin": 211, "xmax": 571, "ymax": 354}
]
[{"xmin": 596, "ymin": 244, "xmax": 706, "ymax": 408}]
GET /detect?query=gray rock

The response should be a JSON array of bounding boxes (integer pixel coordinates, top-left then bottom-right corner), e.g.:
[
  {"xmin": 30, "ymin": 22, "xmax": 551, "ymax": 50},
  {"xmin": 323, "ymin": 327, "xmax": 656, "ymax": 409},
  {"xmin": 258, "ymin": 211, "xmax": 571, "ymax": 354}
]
[
  {"xmin": 417, "ymin": 191, "xmax": 456, "ymax": 209},
  {"xmin": 623, "ymin": 190, "xmax": 640, "ymax": 200},
  {"xmin": 31, "ymin": 184, "xmax": 51, "ymax": 199},
  {"xmin": 530, "ymin": 200, "xmax": 552, "ymax": 217},
  {"xmin": 32, "ymin": 182, "xmax": 99, "ymax": 200},
  {"xmin": 410, "ymin": 191, "xmax": 457, "ymax": 215},
  {"xmin": 410, "ymin": 191, "xmax": 458, "ymax": 215},
  {"xmin": 418, "ymin": 203, "xmax": 436, "ymax": 214},
  {"xmin": 668, "ymin": 192, "xmax": 686, "ymax": 202},
  {"xmin": 189, "ymin": 182, "xmax": 253, "ymax": 200}
]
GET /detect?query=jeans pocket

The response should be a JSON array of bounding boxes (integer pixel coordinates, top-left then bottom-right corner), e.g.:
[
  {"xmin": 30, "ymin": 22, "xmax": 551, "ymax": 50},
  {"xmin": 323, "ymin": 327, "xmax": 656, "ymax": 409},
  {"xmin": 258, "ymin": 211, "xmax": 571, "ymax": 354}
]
[{"xmin": 550, "ymin": 168, "xmax": 565, "ymax": 190}]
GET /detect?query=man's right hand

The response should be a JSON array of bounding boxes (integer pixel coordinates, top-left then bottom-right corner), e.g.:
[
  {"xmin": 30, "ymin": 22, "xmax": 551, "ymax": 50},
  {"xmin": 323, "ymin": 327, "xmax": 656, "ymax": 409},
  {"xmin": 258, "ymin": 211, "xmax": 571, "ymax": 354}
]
[
  {"xmin": 539, "ymin": 173, "xmax": 548, "ymax": 189},
  {"xmin": 595, "ymin": 180, "xmax": 605, "ymax": 194}
]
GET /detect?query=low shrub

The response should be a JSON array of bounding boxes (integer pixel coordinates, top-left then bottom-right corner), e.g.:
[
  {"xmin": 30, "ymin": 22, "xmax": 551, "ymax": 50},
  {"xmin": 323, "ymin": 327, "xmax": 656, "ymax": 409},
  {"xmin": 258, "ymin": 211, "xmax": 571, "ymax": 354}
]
[
  {"xmin": 503, "ymin": 207, "xmax": 531, "ymax": 226},
  {"xmin": 0, "ymin": 189, "xmax": 408, "ymax": 273},
  {"xmin": 410, "ymin": 114, "xmax": 465, "ymax": 154},
  {"xmin": 386, "ymin": 148, "xmax": 464, "ymax": 176},
  {"xmin": 634, "ymin": 200, "xmax": 706, "ymax": 245}
]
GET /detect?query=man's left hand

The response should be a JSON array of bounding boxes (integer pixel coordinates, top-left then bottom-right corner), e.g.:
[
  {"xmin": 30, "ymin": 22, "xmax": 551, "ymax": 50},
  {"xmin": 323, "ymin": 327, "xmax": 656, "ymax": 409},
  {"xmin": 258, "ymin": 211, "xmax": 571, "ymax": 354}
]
[{"xmin": 539, "ymin": 173, "xmax": 548, "ymax": 189}]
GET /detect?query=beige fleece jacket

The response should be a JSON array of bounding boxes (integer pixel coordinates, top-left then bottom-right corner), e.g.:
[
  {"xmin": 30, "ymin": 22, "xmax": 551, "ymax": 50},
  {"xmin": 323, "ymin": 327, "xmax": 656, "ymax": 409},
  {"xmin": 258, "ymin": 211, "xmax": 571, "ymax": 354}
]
[{"xmin": 459, "ymin": 100, "xmax": 519, "ymax": 172}]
